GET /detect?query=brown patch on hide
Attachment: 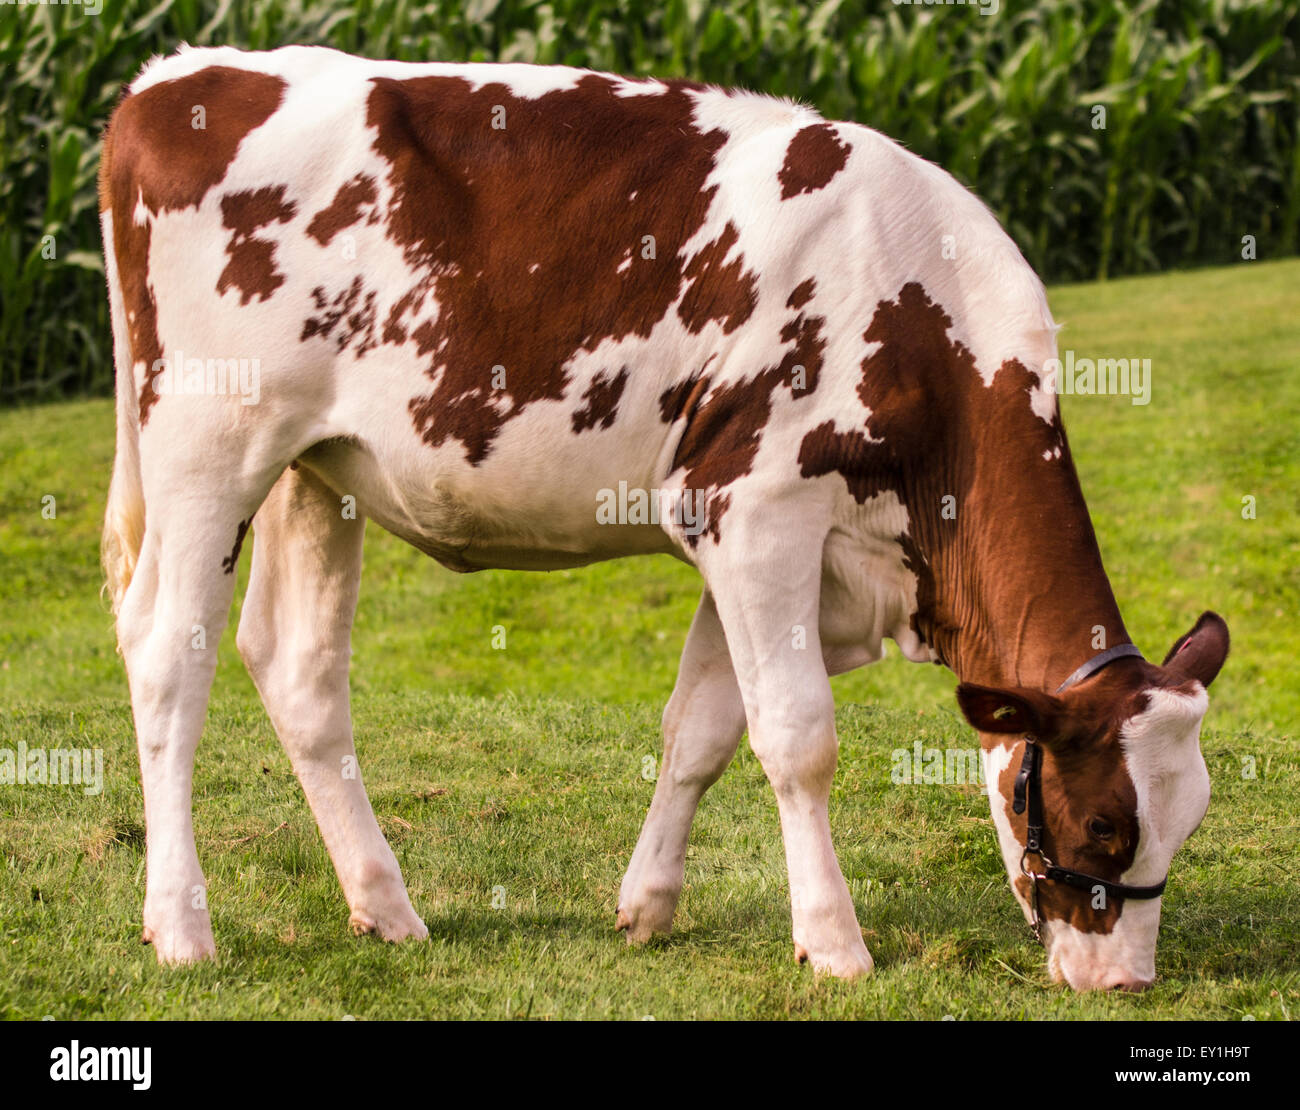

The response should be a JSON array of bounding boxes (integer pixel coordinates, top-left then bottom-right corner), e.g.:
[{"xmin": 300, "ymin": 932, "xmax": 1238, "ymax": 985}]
[{"xmin": 99, "ymin": 67, "xmax": 286, "ymax": 423}]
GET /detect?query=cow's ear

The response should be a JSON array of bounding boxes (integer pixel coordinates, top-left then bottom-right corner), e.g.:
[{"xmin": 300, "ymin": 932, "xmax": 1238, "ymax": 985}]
[
  {"xmin": 1161, "ymin": 611, "xmax": 1229, "ymax": 689},
  {"xmin": 956, "ymin": 684, "xmax": 1062, "ymax": 736}
]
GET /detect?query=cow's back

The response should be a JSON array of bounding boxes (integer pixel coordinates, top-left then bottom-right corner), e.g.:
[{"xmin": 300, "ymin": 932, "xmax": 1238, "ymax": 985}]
[{"xmin": 104, "ymin": 45, "xmax": 1058, "ymax": 569}]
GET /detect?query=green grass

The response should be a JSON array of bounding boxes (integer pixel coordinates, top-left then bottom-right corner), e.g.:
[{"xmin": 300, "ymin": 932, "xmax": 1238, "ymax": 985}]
[{"xmin": 1, "ymin": 259, "xmax": 1298, "ymax": 1019}]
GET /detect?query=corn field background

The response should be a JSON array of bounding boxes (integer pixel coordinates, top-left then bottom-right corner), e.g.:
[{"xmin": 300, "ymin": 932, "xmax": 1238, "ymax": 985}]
[{"xmin": 2, "ymin": 0, "xmax": 1298, "ymax": 400}]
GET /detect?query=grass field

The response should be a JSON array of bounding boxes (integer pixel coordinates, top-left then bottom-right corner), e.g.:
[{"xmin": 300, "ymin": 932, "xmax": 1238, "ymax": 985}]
[{"xmin": 1, "ymin": 259, "xmax": 1297, "ymax": 1020}]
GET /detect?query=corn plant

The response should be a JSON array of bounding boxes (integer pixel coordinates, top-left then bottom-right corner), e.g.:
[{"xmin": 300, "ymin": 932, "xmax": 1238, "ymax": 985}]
[{"xmin": 1, "ymin": 0, "xmax": 1296, "ymax": 400}]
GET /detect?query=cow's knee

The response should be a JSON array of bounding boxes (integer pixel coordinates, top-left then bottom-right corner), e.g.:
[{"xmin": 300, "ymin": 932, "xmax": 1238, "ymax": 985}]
[
  {"xmin": 747, "ymin": 695, "xmax": 839, "ymax": 799},
  {"xmin": 662, "ymin": 679, "xmax": 745, "ymax": 789}
]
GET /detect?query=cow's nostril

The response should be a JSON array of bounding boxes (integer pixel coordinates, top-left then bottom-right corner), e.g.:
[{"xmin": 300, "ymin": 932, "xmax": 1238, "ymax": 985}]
[{"xmin": 1112, "ymin": 977, "xmax": 1154, "ymax": 993}]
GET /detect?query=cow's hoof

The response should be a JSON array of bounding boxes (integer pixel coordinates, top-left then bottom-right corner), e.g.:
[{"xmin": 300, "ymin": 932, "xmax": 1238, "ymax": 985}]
[
  {"xmin": 349, "ymin": 908, "xmax": 429, "ymax": 943},
  {"xmin": 142, "ymin": 922, "xmax": 217, "ymax": 966},
  {"xmin": 795, "ymin": 940, "xmax": 874, "ymax": 980},
  {"xmin": 613, "ymin": 891, "xmax": 676, "ymax": 943}
]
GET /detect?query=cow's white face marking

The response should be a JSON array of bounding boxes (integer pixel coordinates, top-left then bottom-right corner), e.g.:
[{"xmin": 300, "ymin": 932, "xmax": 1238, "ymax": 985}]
[
  {"xmin": 981, "ymin": 743, "xmax": 1035, "ymax": 922},
  {"xmin": 1120, "ymin": 685, "xmax": 1212, "ymax": 885}
]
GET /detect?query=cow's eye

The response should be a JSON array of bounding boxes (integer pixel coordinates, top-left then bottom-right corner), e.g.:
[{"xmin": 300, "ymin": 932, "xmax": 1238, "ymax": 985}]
[{"xmin": 1089, "ymin": 817, "xmax": 1116, "ymax": 840}]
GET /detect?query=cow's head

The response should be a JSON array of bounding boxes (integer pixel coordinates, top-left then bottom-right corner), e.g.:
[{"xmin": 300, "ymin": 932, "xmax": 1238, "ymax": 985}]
[{"xmin": 956, "ymin": 612, "xmax": 1229, "ymax": 991}]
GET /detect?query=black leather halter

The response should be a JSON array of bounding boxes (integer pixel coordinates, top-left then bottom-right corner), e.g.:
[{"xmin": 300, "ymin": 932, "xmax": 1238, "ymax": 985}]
[{"xmin": 1011, "ymin": 643, "xmax": 1168, "ymax": 943}]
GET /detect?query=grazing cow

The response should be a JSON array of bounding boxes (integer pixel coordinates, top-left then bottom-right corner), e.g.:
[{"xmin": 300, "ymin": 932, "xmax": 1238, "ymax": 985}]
[{"xmin": 100, "ymin": 45, "xmax": 1228, "ymax": 990}]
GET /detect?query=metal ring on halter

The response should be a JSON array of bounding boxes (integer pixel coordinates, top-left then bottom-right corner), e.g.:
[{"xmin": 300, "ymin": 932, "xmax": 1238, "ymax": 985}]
[
  {"xmin": 1019, "ymin": 845, "xmax": 1052, "ymax": 879},
  {"xmin": 1019, "ymin": 846, "xmax": 1050, "ymax": 943}
]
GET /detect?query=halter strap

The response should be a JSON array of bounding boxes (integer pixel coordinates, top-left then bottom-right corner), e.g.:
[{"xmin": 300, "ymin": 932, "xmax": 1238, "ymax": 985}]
[{"xmin": 1055, "ymin": 642, "xmax": 1145, "ymax": 693}]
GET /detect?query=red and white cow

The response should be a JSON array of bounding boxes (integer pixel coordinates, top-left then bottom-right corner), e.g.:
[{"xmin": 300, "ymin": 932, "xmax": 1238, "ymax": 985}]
[{"xmin": 100, "ymin": 45, "xmax": 1228, "ymax": 989}]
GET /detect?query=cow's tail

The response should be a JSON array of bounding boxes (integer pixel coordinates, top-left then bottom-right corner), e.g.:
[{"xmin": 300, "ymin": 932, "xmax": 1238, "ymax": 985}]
[{"xmin": 99, "ymin": 123, "xmax": 145, "ymax": 621}]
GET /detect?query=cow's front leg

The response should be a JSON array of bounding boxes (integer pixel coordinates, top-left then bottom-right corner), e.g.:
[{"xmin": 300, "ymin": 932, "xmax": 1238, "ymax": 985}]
[
  {"xmin": 749, "ymin": 687, "xmax": 872, "ymax": 978},
  {"xmin": 618, "ymin": 590, "xmax": 746, "ymax": 940},
  {"xmin": 701, "ymin": 502, "xmax": 872, "ymax": 979}
]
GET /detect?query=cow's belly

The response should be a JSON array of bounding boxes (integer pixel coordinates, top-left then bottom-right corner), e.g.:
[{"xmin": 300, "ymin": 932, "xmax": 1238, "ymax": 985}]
[{"xmin": 297, "ymin": 420, "xmax": 682, "ymax": 572}]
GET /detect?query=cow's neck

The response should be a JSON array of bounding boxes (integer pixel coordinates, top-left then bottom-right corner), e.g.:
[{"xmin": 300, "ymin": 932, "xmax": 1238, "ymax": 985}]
[{"xmin": 921, "ymin": 426, "xmax": 1133, "ymax": 694}]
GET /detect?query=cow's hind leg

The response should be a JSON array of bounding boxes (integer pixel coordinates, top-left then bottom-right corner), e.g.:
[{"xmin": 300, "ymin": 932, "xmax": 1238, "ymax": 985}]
[
  {"xmin": 617, "ymin": 590, "xmax": 746, "ymax": 940},
  {"xmin": 236, "ymin": 466, "xmax": 427, "ymax": 944},
  {"xmin": 117, "ymin": 455, "xmax": 278, "ymax": 964},
  {"xmin": 698, "ymin": 497, "xmax": 872, "ymax": 978}
]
